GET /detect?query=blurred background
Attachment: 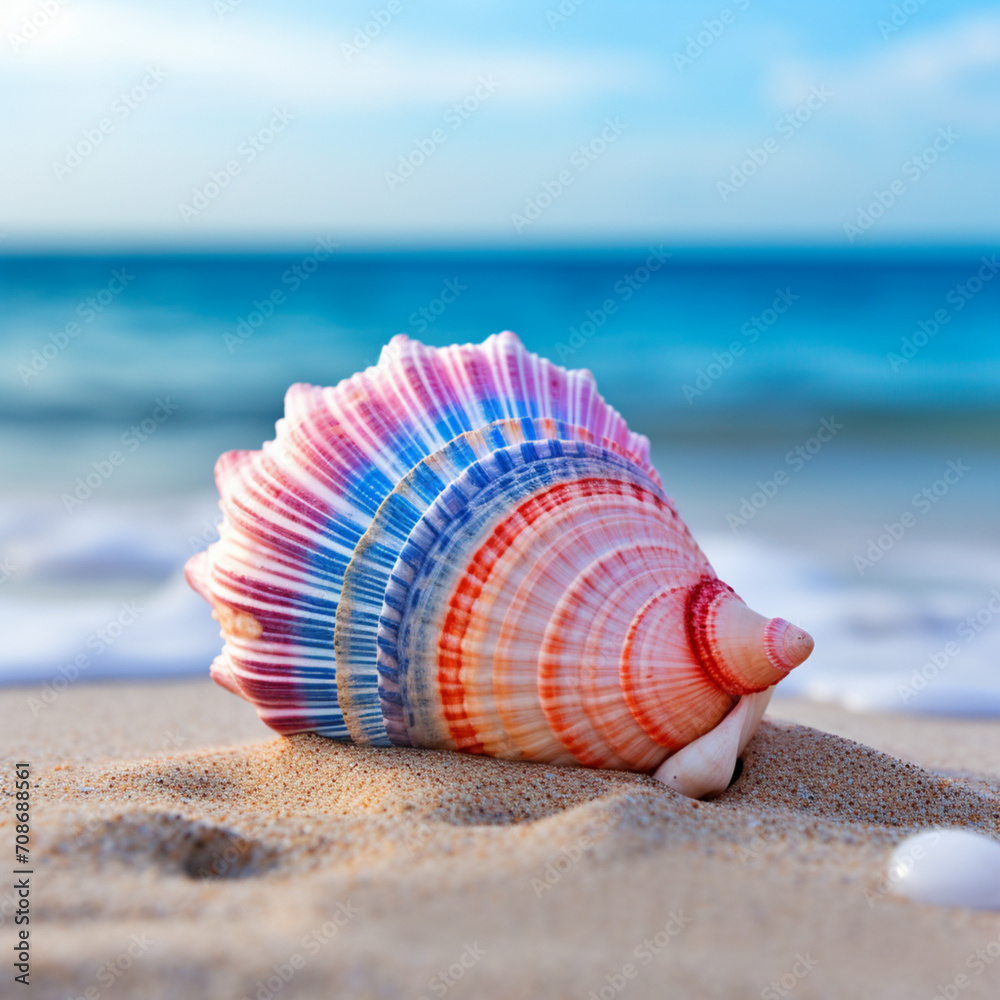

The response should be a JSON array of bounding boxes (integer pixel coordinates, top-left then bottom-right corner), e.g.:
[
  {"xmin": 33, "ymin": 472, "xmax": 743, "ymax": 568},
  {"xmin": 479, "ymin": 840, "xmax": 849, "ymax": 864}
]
[{"xmin": 1, "ymin": 0, "xmax": 998, "ymax": 715}]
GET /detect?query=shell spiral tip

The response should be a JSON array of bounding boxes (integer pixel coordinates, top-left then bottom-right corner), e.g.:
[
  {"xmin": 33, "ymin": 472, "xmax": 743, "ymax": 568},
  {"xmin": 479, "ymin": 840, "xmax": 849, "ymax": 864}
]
[
  {"xmin": 686, "ymin": 580, "xmax": 814, "ymax": 695},
  {"xmin": 764, "ymin": 618, "xmax": 814, "ymax": 673}
]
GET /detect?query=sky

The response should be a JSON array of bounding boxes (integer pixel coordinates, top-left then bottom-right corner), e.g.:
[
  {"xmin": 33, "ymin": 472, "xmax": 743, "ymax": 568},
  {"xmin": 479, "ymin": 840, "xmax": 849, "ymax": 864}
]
[{"xmin": 1, "ymin": 0, "xmax": 998, "ymax": 248}]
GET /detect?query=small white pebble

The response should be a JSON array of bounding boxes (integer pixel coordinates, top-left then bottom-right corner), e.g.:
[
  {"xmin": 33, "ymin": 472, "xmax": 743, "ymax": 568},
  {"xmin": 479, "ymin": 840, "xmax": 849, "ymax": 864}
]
[{"xmin": 889, "ymin": 829, "xmax": 1000, "ymax": 910}]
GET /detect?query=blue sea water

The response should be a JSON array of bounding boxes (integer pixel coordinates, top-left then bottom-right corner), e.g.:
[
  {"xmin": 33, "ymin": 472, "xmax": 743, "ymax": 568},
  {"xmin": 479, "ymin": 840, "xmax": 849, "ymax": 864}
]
[{"xmin": 2, "ymin": 248, "xmax": 999, "ymax": 715}]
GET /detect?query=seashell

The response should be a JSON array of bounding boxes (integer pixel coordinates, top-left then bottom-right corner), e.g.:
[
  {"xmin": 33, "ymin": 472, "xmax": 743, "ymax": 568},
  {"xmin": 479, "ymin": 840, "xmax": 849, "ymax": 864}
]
[
  {"xmin": 888, "ymin": 829, "xmax": 1000, "ymax": 910},
  {"xmin": 185, "ymin": 332, "xmax": 813, "ymax": 797}
]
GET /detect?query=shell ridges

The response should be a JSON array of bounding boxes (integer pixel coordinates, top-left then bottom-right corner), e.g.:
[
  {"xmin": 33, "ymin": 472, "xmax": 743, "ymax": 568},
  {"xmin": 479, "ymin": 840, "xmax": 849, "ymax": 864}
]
[{"xmin": 185, "ymin": 332, "xmax": 813, "ymax": 794}]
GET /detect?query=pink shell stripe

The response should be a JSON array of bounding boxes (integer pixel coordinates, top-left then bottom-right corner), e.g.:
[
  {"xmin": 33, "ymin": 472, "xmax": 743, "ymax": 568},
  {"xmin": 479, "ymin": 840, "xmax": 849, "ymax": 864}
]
[
  {"xmin": 376, "ymin": 444, "xmax": 670, "ymax": 758},
  {"xmin": 185, "ymin": 332, "xmax": 654, "ymax": 740},
  {"xmin": 441, "ymin": 484, "xmax": 678, "ymax": 762},
  {"xmin": 337, "ymin": 417, "xmax": 660, "ymax": 747},
  {"xmin": 538, "ymin": 545, "xmax": 705, "ymax": 769}
]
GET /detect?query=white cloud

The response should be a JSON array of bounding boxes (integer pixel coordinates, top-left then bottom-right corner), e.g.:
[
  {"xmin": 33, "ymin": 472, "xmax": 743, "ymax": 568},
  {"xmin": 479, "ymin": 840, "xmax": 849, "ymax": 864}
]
[
  {"xmin": 766, "ymin": 13, "xmax": 1000, "ymax": 131},
  {"xmin": 2, "ymin": 1, "xmax": 651, "ymax": 113},
  {"xmin": 1, "ymin": 1, "xmax": 994, "ymax": 242}
]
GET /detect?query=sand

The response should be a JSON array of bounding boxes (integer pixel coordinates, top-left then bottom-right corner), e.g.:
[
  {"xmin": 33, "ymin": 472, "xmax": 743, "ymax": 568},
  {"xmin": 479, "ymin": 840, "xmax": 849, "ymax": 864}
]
[{"xmin": 4, "ymin": 678, "xmax": 1000, "ymax": 1000}]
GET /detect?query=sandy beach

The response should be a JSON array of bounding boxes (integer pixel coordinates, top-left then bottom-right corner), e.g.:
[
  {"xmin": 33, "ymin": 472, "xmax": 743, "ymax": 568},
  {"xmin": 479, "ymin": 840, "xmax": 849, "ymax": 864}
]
[
  {"xmin": 2, "ymin": 678, "xmax": 998, "ymax": 999},
  {"xmin": 6, "ymin": 0, "xmax": 999, "ymax": 996}
]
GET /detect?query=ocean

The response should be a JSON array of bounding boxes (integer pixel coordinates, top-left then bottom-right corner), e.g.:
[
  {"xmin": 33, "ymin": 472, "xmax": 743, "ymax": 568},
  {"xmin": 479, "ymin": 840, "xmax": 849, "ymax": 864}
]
[{"xmin": 2, "ymin": 247, "xmax": 999, "ymax": 715}]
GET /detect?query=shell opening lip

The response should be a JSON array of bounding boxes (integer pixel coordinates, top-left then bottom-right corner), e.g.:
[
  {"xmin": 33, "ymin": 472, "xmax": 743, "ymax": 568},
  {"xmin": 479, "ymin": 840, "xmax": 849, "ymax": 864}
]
[{"xmin": 763, "ymin": 617, "xmax": 815, "ymax": 674}]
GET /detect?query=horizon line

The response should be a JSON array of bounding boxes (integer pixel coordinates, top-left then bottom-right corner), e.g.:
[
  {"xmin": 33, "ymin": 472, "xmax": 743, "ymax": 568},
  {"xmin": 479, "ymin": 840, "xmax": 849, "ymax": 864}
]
[{"xmin": 0, "ymin": 239, "xmax": 997, "ymax": 260}]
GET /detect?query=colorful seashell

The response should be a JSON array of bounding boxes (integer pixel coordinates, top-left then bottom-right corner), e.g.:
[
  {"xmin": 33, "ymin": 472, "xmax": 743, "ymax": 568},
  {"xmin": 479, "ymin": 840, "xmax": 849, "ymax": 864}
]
[{"xmin": 185, "ymin": 332, "xmax": 813, "ymax": 797}]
